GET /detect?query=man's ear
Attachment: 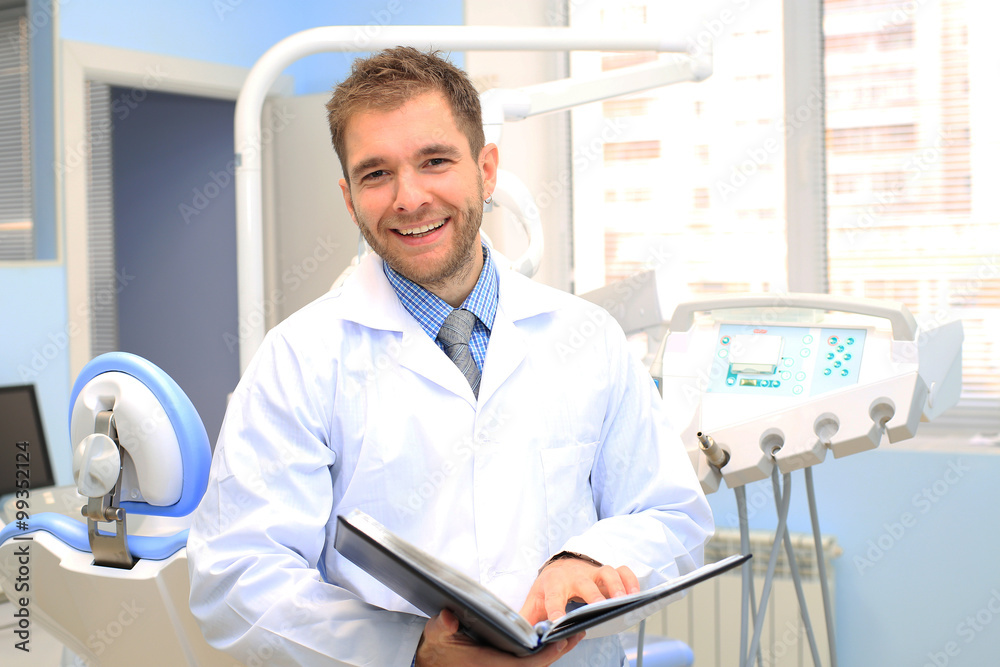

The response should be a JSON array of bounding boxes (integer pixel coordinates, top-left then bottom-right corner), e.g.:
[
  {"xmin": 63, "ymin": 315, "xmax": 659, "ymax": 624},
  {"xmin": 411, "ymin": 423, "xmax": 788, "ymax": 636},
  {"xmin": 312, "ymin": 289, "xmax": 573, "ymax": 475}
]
[
  {"xmin": 479, "ymin": 143, "xmax": 499, "ymax": 197},
  {"xmin": 339, "ymin": 178, "xmax": 359, "ymax": 227}
]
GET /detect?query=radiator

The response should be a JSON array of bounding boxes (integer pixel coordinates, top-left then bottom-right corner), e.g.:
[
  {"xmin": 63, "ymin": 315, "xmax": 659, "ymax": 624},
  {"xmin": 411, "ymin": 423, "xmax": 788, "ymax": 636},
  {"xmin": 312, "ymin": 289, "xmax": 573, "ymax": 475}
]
[{"xmin": 644, "ymin": 529, "xmax": 841, "ymax": 667}]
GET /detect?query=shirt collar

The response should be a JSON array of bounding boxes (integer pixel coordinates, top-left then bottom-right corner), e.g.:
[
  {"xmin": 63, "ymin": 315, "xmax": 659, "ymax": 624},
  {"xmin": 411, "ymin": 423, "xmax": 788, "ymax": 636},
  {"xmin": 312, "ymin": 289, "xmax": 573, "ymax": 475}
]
[{"xmin": 383, "ymin": 244, "xmax": 499, "ymax": 339}]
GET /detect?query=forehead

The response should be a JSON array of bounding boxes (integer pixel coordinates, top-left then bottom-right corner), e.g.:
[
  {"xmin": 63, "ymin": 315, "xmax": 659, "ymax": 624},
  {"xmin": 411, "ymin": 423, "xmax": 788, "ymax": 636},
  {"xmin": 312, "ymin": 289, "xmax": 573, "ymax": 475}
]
[{"xmin": 341, "ymin": 91, "xmax": 471, "ymax": 168}]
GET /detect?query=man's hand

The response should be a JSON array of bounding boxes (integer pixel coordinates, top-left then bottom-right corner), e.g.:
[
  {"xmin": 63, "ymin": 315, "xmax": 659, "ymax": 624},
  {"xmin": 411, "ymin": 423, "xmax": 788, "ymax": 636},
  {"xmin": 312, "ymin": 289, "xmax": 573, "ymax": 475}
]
[
  {"xmin": 415, "ymin": 609, "xmax": 584, "ymax": 666},
  {"xmin": 519, "ymin": 556, "xmax": 640, "ymax": 626}
]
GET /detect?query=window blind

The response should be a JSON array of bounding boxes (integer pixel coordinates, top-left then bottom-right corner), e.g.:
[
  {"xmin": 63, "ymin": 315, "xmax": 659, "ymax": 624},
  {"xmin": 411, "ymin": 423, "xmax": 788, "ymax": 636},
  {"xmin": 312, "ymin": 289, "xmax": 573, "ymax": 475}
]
[
  {"xmin": 87, "ymin": 82, "xmax": 118, "ymax": 357},
  {"xmin": 0, "ymin": 8, "xmax": 32, "ymax": 260},
  {"xmin": 824, "ymin": 0, "xmax": 999, "ymax": 434}
]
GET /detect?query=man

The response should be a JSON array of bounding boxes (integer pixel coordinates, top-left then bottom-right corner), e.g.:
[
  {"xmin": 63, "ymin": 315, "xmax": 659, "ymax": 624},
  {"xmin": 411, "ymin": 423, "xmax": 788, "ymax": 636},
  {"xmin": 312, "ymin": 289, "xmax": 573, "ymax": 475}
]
[{"xmin": 188, "ymin": 47, "xmax": 712, "ymax": 666}]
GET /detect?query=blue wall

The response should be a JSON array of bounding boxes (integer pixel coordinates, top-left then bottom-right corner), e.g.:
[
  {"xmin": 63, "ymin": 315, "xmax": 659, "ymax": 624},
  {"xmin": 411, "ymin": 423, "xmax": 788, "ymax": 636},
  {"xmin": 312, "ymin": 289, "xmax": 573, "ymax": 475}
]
[
  {"xmin": 0, "ymin": 264, "xmax": 72, "ymax": 484},
  {"xmin": 59, "ymin": 0, "xmax": 465, "ymax": 95},
  {"xmin": 708, "ymin": 447, "xmax": 1000, "ymax": 666}
]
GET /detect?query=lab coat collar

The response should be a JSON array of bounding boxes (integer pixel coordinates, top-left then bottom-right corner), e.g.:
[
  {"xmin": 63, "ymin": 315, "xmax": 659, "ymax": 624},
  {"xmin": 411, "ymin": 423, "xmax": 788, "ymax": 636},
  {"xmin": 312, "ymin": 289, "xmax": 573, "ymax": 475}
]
[
  {"xmin": 334, "ymin": 252, "xmax": 412, "ymax": 332},
  {"xmin": 336, "ymin": 250, "xmax": 565, "ymax": 331},
  {"xmin": 335, "ymin": 250, "xmax": 568, "ymax": 406}
]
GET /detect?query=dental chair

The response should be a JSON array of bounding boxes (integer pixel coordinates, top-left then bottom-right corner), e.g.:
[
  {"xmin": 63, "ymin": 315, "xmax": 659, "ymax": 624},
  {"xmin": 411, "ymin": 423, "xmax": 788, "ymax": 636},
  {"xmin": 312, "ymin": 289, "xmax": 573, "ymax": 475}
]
[{"xmin": 0, "ymin": 352, "xmax": 233, "ymax": 666}]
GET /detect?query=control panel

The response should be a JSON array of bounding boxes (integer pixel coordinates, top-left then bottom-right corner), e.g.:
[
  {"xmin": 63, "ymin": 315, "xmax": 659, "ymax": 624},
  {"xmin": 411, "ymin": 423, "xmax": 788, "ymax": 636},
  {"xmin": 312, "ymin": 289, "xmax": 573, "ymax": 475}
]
[{"xmin": 707, "ymin": 324, "xmax": 868, "ymax": 398}]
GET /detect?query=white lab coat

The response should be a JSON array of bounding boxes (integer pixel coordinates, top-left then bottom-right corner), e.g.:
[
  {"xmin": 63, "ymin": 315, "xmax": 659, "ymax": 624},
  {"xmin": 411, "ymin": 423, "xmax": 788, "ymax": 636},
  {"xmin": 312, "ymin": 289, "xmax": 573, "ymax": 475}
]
[{"xmin": 188, "ymin": 252, "xmax": 713, "ymax": 666}]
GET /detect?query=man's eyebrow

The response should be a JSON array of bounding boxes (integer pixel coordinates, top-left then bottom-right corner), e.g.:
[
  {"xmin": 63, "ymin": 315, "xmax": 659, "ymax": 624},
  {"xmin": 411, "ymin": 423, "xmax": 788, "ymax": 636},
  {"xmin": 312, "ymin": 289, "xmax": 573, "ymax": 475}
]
[
  {"xmin": 348, "ymin": 144, "xmax": 464, "ymax": 183},
  {"xmin": 417, "ymin": 143, "xmax": 463, "ymax": 160},
  {"xmin": 349, "ymin": 157, "xmax": 385, "ymax": 183}
]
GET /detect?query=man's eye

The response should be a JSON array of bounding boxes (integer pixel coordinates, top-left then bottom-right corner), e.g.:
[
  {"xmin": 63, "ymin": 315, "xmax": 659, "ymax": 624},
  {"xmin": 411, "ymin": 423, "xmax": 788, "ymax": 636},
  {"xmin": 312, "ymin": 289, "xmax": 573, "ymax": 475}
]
[
  {"xmin": 363, "ymin": 170, "xmax": 386, "ymax": 181},
  {"xmin": 427, "ymin": 158, "xmax": 448, "ymax": 167}
]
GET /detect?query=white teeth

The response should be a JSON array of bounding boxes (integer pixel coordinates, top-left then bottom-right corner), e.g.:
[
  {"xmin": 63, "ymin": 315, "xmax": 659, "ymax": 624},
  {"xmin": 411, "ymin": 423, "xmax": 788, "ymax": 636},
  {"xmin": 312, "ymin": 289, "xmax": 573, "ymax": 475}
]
[{"xmin": 398, "ymin": 220, "xmax": 445, "ymax": 236}]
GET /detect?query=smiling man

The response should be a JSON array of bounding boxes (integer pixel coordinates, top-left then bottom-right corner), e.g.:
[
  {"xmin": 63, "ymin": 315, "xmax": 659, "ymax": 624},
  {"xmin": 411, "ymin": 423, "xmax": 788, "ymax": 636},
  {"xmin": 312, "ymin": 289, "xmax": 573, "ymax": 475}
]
[
  {"xmin": 188, "ymin": 47, "xmax": 713, "ymax": 667},
  {"xmin": 338, "ymin": 89, "xmax": 493, "ymax": 307}
]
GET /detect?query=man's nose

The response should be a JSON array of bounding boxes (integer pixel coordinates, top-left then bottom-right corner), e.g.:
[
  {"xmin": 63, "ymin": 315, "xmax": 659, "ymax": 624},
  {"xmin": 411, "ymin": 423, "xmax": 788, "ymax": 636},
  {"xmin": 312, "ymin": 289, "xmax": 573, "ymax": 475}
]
[{"xmin": 393, "ymin": 169, "xmax": 432, "ymax": 212}]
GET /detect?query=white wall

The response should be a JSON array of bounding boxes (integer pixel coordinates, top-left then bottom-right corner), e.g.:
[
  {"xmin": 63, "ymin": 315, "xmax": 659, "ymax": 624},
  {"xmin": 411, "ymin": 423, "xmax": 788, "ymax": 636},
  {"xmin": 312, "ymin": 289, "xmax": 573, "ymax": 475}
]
[{"xmin": 464, "ymin": 0, "xmax": 574, "ymax": 292}]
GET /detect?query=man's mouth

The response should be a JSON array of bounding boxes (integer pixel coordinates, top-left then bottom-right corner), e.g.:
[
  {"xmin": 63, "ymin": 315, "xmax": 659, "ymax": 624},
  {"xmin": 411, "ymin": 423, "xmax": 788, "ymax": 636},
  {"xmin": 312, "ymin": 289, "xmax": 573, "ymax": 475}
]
[{"xmin": 396, "ymin": 219, "xmax": 447, "ymax": 237}]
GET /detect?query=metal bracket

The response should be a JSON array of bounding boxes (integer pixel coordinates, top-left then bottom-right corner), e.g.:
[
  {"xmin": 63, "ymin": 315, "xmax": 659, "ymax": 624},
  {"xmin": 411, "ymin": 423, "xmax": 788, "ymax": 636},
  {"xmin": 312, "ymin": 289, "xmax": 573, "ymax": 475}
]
[{"xmin": 80, "ymin": 410, "xmax": 135, "ymax": 569}]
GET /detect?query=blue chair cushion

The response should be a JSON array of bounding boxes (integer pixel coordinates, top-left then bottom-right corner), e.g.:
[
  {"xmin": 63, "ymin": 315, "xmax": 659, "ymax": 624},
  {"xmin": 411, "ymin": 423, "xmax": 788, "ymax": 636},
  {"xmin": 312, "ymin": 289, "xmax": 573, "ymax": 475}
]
[
  {"xmin": 621, "ymin": 632, "xmax": 695, "ymax": 667},
  {"xmin": 0, "ymin": 512, "xmax": 188, "ymax": 561}
]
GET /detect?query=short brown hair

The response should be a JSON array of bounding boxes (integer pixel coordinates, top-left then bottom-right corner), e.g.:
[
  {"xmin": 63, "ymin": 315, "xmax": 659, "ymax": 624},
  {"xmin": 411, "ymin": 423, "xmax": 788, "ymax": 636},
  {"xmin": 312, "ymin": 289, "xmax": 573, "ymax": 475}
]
[{"xmin": 326, "ymin": 47, "xmax": 485, "ymax": 179}]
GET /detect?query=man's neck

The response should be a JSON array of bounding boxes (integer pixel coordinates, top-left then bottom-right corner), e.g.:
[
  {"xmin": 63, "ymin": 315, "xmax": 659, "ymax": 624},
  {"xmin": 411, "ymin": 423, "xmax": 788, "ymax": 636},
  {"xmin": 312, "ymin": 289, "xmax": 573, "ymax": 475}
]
[{"xmin": 420, "ymin": 250, "xmax": 485, "ymax": 308}]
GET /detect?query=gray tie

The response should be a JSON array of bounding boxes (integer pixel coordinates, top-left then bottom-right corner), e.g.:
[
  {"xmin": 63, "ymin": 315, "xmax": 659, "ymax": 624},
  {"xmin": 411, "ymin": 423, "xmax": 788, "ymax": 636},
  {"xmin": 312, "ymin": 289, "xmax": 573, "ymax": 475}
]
[{"xmin": 437, "ymin": 308, "xmax": 481, "ymax": 398}]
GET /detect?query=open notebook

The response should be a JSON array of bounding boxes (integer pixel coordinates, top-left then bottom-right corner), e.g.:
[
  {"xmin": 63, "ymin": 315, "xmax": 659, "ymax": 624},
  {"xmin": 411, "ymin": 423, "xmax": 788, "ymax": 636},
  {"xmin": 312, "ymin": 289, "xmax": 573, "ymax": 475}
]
[{"xmin": 334, "ymin": 509, "xmax": 750, "ymax": 656}]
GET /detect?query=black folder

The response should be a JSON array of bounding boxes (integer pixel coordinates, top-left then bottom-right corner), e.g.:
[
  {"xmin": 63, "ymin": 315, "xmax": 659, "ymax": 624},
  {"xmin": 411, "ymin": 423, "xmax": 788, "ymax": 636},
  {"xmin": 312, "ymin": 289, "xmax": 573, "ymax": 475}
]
[{"xmin": 334, "ymin": 509, "xmax": 750, "ymax": 656}]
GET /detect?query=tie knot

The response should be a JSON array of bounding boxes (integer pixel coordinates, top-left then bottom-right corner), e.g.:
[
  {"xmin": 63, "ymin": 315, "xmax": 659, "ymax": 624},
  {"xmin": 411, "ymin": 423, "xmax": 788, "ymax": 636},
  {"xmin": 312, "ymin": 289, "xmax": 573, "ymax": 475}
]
[{"xmin": 438, "ymin": 309, "xmax": 476, "ymax": 346}]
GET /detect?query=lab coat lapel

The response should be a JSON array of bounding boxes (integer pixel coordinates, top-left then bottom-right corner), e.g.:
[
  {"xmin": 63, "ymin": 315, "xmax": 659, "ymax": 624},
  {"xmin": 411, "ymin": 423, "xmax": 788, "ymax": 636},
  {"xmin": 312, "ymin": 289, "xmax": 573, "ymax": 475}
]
[
  {"xmin": 338, "ymin": 254, "xmax": 472, "ymax": 400},
  {"xmin": 477, "ymin": 262, "xmax": 565, "ymax": 406},
  {"xmin": 477, "ymin": 305, "xmax": 527, "ymax": 406},
  {"xmin": 398, "ymin": 325, "xmax": 477, "ymax": 403}
]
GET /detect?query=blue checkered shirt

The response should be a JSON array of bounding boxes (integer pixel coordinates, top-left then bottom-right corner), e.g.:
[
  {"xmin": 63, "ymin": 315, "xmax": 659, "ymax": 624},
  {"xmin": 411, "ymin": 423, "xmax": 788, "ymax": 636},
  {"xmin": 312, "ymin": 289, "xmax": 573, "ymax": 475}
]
[{"xmin": 383, "ymin": 244, "xmax": 498, "ymax": 371}]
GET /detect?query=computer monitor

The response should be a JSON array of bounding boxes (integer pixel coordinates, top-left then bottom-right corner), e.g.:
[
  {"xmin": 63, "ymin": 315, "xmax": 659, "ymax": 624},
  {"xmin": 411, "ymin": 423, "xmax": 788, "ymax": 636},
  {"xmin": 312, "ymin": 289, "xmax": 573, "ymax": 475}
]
[{"xmin": 0, "ymin": 384, "xmax": 56, "ymax": 496}]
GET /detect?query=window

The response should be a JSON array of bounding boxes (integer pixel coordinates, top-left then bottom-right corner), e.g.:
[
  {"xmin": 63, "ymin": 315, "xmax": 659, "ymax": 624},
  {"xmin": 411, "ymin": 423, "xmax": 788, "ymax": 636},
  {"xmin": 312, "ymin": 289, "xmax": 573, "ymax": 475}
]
[
  {"xmin": 693, "ymin": 188, "xmax": 710, "ymax": 210},
  {"xmin": 603, "ymin": 97, "xmax": 653, "ymax": 118},
  {"xmin": 825, "ymin": 0, "xmax": 997, "ymax": 434},
  {"xmin": 603, "ymin": 140, "xmax": 661, "ymax": 163},
  {"xmin": 570, "ymin": 1, "xmax": 788, "ymax": 307},
  {"xmin": 570, "ymin": 0, "xmax": 999, "ymax": 436},
  {"xmin": 0, "ymin": 7, "xmax": 33, "ymax": 260},
  {"xmin": 827, "ymin": 124, "xmax": 918, "ymax": 153},
  {"xmin": 601, "ymin": 52, "xmax": 657, "ymax": 71}
]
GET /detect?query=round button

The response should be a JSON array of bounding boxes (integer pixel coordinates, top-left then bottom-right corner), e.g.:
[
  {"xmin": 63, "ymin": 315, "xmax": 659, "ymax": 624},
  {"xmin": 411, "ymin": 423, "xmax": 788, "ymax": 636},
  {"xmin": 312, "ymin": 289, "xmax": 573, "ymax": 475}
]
[
  {"xmin": 827, "ymin": 352, "xmax": 835, "ymax": 360},
  {"xmin": 841, "ymin": 369, "xmax": 850, "ymax": 376},
  {"xmin": 800, "ymin": 349, "xmax": 811, "ymax": 358},
  {"xmin": 803, "ymin": 335, "xmax": 814, "ymax": 344},
  {"xmin": 795, "ymin": 372, "xmax": 807, "ymax": 381},
  {"xmin": 837, "ymin": 345, "xmax": 846, "ymax": 353},
  {"xmin": 793, "ymin": 385, "xmax": 804, "ymax": 395},
  {"xmin": 772, "ymin": 380, "xmax": 781, "ymax": 388},
  {"xmin": 759, "ymin": 380, "xmax": 771, "ymax": 387},
  {"xmin": 721, "ymin": 336, "xmax": 731, "ymax": 345},
  {"xmin": 828, "ymin": 336, "xmax": 838, "ymax": 346},
  {"xmin": 783, "ymin": 358, "xmax": 794, "ymax": 367},
  {"xmin": 781, "ymin": 371, "xmax": 791, "ymax": 380},
  {"xmin": 843, "ymin": 353, "xmax": 852, "ymax": 361},
  {"xmin": 833, "ymin": 360, "xmax": 842, "ymax": 368},
  {"xmin": 727, "ymin": 377, "xmax": 736, "ymax": 385},
  {"xmin": 847, "ymin": 337, "xmax": 855, "ymax": 345},
  {"xmin": 823, "ymin": 368, "xmax": 832, "ymax": 376},
  {"xmin": 718, "ymin": 349, "xmax": 729, "ymax": 358}
]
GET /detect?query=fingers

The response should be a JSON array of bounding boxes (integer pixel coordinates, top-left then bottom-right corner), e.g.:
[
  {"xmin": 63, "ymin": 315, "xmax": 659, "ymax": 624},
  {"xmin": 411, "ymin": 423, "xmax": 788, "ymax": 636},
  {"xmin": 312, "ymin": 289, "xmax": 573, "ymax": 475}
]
[
  {"xmin": 419, "ymin": 611, "xmax": 584, "ymax": 667},
  {"xmin": 523, "ymin": 632, "xmax": 586, "ymax": 666},
  {"xmin": 526, "ymin": 558, "xmax": 643, "ymax": 623},
  {"xmin": 439, "ymin": 608, "xmax": 460, "ymax": 632},
  {"xmin": 543, "ymin": 577, "xmax": 608, "ymax": 622},
  {"xmin": 518, "ymin": 594, "xmax": 546, "ymax": 627},
  {"xmin": 424, "ymin": 608, "xmax": 460, "ymax": 638},
  {"xmin": 588, "ymin": 564, "xmax": 640, "ymax": 598},
  {"xmin": 592, "ymin": 565, "xmax": 628, "ymax": 599},
  {"xmin": 616, "ymin": 565, "xmax": 640, "ymax": 595}
]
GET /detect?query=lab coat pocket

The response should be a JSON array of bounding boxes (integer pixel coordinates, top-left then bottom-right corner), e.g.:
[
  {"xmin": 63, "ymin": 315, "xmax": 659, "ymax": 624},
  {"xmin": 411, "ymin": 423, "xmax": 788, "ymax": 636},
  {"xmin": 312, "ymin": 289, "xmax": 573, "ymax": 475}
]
[{"xmin": 539, "ymin": 441, "xmax": 600, "ymax": 555}]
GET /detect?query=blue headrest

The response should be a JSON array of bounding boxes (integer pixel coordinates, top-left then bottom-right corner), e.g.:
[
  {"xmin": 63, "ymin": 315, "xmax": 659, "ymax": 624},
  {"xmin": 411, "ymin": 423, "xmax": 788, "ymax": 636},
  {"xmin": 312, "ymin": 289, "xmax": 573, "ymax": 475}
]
[{"xmin": 69, "ymin": 352, "xmax": 211, "ymax": 518}]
